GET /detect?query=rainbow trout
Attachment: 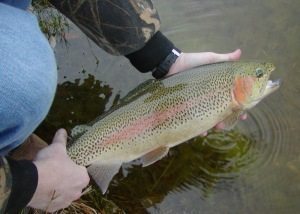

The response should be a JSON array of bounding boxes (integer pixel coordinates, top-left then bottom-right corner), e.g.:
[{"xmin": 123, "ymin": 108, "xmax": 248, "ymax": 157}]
[{"xmin": 67, "ymin": 62, "xmax": 280, "ymax": 193}]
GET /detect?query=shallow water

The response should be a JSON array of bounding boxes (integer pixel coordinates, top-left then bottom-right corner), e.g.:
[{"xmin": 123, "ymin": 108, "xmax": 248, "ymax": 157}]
[{"xmin": 37, "ymin": 0, "xmax": 300, "ymax": 213}]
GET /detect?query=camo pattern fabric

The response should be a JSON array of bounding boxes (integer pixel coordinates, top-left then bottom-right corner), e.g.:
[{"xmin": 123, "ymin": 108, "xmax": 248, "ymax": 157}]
[
  {"xmin": 0, "ymin": 158, "xmax": 11, "ymax": 213},
  {"xmin": 50, "ymin": 0, "xmax": 161, "ymax": 55}
]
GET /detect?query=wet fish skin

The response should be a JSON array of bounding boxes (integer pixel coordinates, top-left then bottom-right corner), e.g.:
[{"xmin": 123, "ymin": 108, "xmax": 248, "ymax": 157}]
[{"xmin": 67, "ymin": 61, "xmax": 279, "ymax": 193}]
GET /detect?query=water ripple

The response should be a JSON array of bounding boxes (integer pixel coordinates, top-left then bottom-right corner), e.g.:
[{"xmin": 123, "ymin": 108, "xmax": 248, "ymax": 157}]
[{"xmin": 237, "ymin": 99, "xmax": 292, "ymax": 174}]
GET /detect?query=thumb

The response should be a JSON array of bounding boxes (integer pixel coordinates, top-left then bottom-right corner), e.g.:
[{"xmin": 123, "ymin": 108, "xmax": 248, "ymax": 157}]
[
  {"xmin": 52, "ymin": 128, "xmax": 68, "ymax": 147},
  {"xmin": 35, "ymin": 129, "xmax": 68, "ymax": 160}
]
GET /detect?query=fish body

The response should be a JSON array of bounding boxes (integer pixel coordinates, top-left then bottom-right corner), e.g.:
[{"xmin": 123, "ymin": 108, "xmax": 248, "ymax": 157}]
[{"xmin": 67, "ymin": 62, "xmax": 280, "ymax": 193}]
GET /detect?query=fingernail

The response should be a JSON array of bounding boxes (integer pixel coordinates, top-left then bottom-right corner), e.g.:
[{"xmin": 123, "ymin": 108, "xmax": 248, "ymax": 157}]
[
  {"xmin": 200, "ymin": 131, "xmax": 208, "ymax": 136},
  {"xmin": 215, "ymin": 123, "xmax": 225, "ymax": 130},
  {"xmin": 57, "ymin": 128, "xmax": 67, "ymax": 138},
  {"xmin": 240, "ymin": 114, "xmax": 247, "ymax": 120}
]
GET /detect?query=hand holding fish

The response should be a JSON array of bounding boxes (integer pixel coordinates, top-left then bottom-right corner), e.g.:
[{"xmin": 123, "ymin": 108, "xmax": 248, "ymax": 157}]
[
  {"xmin": 28, "ymin": 129, "xmax": 90, "ymax": 212},
  {"xmin": 168, "ymin": 49, "xmax": 246, "ymax": 135},
  {"xmin": 167, "ymin": 49, "xmax": 242, "ymax": 76}
]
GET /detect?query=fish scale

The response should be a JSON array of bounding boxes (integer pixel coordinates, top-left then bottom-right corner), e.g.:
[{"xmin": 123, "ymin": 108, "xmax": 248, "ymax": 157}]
[{"xmin": 67, "ymin": 61, "xmax": 280, "ymax": 193}]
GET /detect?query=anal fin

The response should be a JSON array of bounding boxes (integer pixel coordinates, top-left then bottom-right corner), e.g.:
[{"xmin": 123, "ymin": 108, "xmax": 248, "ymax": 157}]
[
  {"xmin": 87, "ymin": 160, "xmax": 122, "ymax": 194},
  {"xmin": 141, "ymin": 146, "xmax": 169, "ymax": 167}
]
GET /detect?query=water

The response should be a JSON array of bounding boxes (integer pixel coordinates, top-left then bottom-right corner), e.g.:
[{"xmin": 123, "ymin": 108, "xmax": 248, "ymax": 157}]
[{"xmin": 36, "ymin": 0, "xmax": 300, "ymax": 213}]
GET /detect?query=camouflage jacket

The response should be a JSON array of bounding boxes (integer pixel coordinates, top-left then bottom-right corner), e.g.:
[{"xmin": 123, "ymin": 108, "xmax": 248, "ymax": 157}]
[
  {"xmin": 0, "ymin": 159, "xmax": 11, "ymax": 213},
  {"xmin": 1, "ymin": 0, "xmax": 172, "ymax": 213},
  {"xmin": 50, "ymin": 0, "xmax": 161, "ymax": 55}
]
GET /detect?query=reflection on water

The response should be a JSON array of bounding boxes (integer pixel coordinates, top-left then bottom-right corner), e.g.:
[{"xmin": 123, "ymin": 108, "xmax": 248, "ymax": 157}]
[
  {"xmin": 37, "ymin": 0, "xmax": 300, "ymax": 213},
  {"xmin": 81, "ymin": 131, "xmax": 255, "ymax": 214},
  {"xmin": 36, "ymin": 73, "xmax": 113, "ymax": 142}
]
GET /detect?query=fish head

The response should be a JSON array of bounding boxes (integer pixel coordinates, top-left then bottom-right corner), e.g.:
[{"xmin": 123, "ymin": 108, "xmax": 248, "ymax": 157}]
[{"xmin": 233, "ymin": 62, "xmax": 280, "ymax": 109}]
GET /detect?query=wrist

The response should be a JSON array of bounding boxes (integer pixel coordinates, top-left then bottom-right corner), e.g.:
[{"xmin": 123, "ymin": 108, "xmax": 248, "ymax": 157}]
[
  {"xmin": 125, "ymin": 31, "xmax": 175, "ymax": 73},
  {"xmin": 166, "ymin": 52, "xmax": 186, "ymax": 76},
  {"xmin": 152, "ymin": 48, "xmax": 182, "ymax": 79},
  {"xmin": 6, "ymin": 158, "xmax": 38, "ymax": 213}
]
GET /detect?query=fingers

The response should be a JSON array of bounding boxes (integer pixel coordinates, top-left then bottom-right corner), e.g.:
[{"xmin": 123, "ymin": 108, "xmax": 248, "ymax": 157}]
[
  {"xmin": 240, "ymin": 113, "xmax": 247, "ymax": 120},
  {"xmin": 200, "ymin": 131, "xmax": 208, "ymax": 137},
  {"xmin": 199, "ymin": 113, "xmax": 248, "ymax": 137},
  {"xmin": 79, "ymin": 166, "xmax": 90, "ymax": 187},
  {"xmin": 214, "ymin": 113, "xmax": 247, "ymax": 130},
  {"xmin": 44, "ymin": 197, "xmax": 73, "ymax": 213},
  {"xmin": 210, "ymin": 49, "xmax": 242, "ymax": 63},
  {"xmin": 168, "ymin": 49, "xmax": 242, "ymax": 76},
  {"xmin": 52, "ymin": 128, "xmax": 67, "ymax": 145},
  {"xmin": 50, "ymin": 128, "xmax": 68, "ymax": 154},
  {"xmin": 215, "ymin": 122, "xmax": 226, "ymax": 130},
  {"xmin": 187, "ymin": 49, "xmax": 242, "ymax": 67}
]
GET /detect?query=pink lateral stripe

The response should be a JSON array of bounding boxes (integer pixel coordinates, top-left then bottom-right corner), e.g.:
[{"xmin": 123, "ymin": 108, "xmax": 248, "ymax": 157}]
[
  {"xmin": 100, "ymin": 101, "xmax": 193, "ymax": 146},
  {"xmin": 100, "ymin": 83, "xmax": 234, "ymax": 147}
]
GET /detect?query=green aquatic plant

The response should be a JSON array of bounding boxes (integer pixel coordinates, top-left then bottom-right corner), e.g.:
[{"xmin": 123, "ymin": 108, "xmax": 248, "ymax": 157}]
[
  {"xmin": 35, "ymin": 74, "xmax": 113, "ymax": 142},
  {"xmin": 32, "ymin": 0, "xmax": 69, "ymax": 43}
]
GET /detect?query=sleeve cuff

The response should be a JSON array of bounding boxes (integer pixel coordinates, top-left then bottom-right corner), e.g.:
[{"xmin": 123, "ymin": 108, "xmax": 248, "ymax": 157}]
[
  {"xmin": 5, "ymin": 158, "xmax": 38, "ymax": 213},
  {"xmin": 125, "ymin": 31, "xmax": 175, "ymax": 73}
]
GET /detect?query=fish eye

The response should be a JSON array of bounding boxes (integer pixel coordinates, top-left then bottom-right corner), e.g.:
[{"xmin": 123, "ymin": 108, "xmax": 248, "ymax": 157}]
[{"xmin": 255, "ymin": 68, "xmax": 264, "ymax": 78}]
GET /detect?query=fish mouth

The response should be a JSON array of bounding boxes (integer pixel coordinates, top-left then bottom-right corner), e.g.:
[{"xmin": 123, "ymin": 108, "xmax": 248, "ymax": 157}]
[
  {"xmin": 249, "ymin": 79, "xmax": 280, "ymax": 108},
  {"xmin": 263, "ymin": 63, "xmax": 279, "ymax": 97},
  {"xmin": 262, "ymin": 79, "xmax": 281, "ymax": 98}
]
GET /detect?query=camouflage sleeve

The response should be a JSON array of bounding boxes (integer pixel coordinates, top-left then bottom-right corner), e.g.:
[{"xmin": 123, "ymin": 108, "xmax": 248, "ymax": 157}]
[
  {"xmin": 49, "ymin": 0, "xmax": 161, "ymax": 55},
  {"xmin": 0, "ymin": 158, "xmax": 11, "ymax": 213}
]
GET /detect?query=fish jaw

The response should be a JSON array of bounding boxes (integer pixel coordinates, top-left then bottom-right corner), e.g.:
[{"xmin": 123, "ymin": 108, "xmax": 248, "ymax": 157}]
[
  {"xmin": 246, "ymin": 79, "xmax": 281, "ymax": 108},
  {"xmin": 261, "ymin": 79, "xmax": 281, "ymax": 99}
]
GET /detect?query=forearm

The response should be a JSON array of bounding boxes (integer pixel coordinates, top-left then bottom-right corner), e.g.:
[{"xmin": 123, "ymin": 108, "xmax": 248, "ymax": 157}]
[
  {"xmin": 49, "ymin": 0, "xmax": 179, "ymax": 77},
  {"xmin": 49, "ymin": 0, "xmax": 161, "ymax": 55}
]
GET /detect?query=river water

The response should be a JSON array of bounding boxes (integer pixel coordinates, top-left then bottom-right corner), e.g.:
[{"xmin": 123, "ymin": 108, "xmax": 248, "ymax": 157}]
[{"xmin": 37, "ymin": 0, "xmax": 300, "ymax": 213}]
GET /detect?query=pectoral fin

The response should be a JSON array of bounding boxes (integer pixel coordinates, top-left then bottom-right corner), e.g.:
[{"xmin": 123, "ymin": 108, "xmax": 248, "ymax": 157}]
[
  {"xmin": 141, "ymin": 146, "xmax": 169, "ymax": 167},
  {"xmin": 87, "ymin": 160, "xmax": 122, "ymax": 194},
  {"xmin": 222, "ymin": 111, "xmax": 243, "ymax": 130}
]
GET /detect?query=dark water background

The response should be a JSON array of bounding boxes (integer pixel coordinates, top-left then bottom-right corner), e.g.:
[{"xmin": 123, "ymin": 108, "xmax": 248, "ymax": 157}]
[{"xmin": 36, "ymin": 0, "xmax": 300, "ymax": 213}]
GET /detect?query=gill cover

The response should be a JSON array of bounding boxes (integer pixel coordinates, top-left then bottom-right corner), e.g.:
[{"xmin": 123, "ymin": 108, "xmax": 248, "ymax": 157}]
[{"xmin": 233, "ymin": 62, "xmax": 279, "ymax": 108}]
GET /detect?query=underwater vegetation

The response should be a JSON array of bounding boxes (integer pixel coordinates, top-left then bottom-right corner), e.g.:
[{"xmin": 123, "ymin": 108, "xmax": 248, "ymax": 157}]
[{"xmin": 35, "ymin": 73, "xmax": 113, "ymax": 142}]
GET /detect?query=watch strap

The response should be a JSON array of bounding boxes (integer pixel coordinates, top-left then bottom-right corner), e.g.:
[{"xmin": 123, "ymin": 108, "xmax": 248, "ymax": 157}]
[{"xmin": 152, "ymin": 48, "xmax": 181, "ymax": 79}]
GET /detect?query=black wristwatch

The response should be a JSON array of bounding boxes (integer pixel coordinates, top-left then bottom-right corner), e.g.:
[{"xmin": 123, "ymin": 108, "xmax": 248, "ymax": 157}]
[{"xmin": 152, "ymin": 48, "xmax": 182, "ymax": 79}]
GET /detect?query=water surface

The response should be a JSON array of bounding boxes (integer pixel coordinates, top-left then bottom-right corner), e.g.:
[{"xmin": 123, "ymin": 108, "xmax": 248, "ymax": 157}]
[{"xmin": 37, "ymin": 0, "xmax": 300, "ymax": 213}]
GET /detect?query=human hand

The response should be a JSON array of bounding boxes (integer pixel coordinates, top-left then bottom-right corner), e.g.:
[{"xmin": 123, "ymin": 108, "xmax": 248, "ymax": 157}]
[
  {"xmin": 167, "ymin": 49, "xmax": 246, "ymax": 135},
  {"xmin": 167, "ymin": 49, "xmax": 242, "ymax": 76},
  {"xmin": 28, "ymin": 129, "xmax": 90, "ymax": 212}
]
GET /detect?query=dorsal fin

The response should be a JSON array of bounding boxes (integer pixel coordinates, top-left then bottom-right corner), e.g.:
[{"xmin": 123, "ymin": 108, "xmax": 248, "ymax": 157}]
[
  {"xmin": 85, "ymin": 79, "xmax": 159, "ymax": 127},
  {"xmin": 120, "ymin": 79, "xmax": 157, "ymax": 103},
  {"xmin": 68, "ymin": 79, "xmax": 159, "ymax": 147}
]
